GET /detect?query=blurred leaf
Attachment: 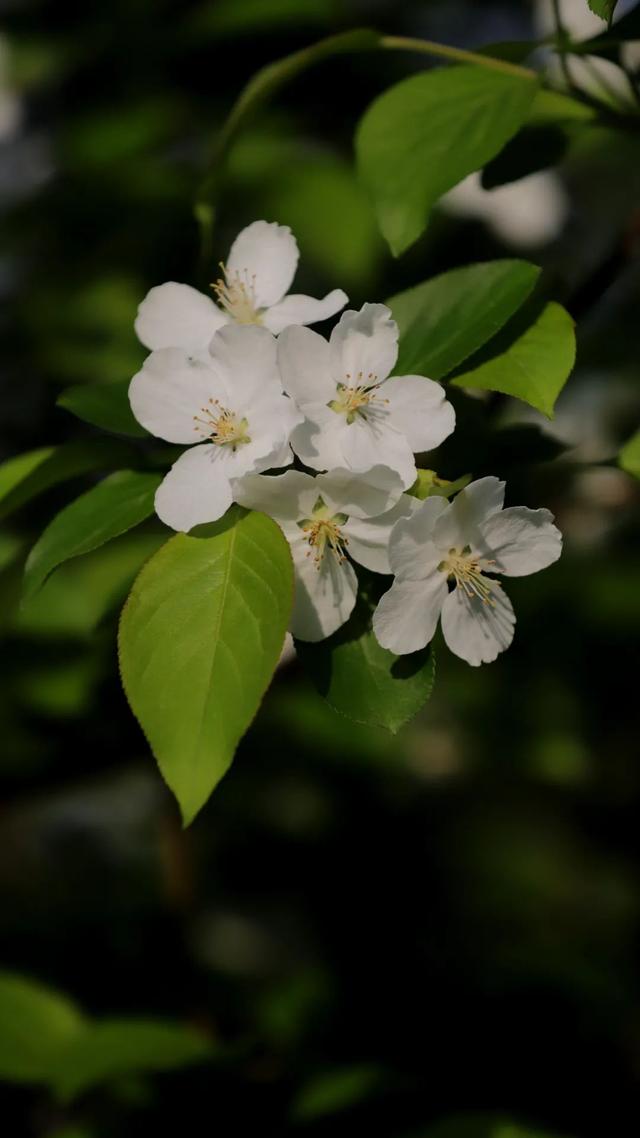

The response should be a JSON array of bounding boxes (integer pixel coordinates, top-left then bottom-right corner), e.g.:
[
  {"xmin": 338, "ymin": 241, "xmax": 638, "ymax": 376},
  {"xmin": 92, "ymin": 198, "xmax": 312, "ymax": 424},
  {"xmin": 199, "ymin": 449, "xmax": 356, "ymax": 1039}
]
[
  {"xmin": 618, "ymin": 428, "xmax": 640, "ymax": 478},
  {"xmin": 529, "ymin": 89, "xmax": 596, "ymax": 124},
  {"xmin": 16, "ymin": 654, "xmax": 103, "ymax": 719},
  {"xmin": 23, "ymin": 471, "xmax": 161, "ymax": 601},
  {"xmin": 50, "ymin": 1019, "xmax": 213, "ymax": 1102},
  {"xmin": 408, "ymin": 470, "xmax": 472, "ymax": 500},
  {"xmin": 119, "ymin": 509, "xmax": 294, "ymax": 824},
  {"xmin": 388, "ymin": 260, "xmax": 540, "ymax": 380},
  {"xmin": 16, "ymin": 532, "xmax": 165, "ymax": 639},
  {"xmin": 452, "ymin": 303, "xmax": 576, "ymax": 417},
  {"xmin": 482, "ymin": 126, "xmax": 568, "ymax": 189},
  {"xmin": 296, "ymin": 589, "xmax": 435, "ymax": 733},
  {"xmin": 0, "ymin": 440, "xmax": 136, "ymax": 523},
  {"xmin": 58, "ymin": 379, "xmax": 148, "ymax": 438},
  {"xmin": 356, "ymin": 66, "xmax": 538, "ymax": 255},
  {"xmin": 191, "ymin": 0, "xmax": 335, "ymax": 36},
  {"xmin": 587, "ymin": 0, "xmax": 619, "ymax": 22},
  {"xmin": 421, "ymin": 1116, "xmax": 568, "ymax": 1138},
  {"xmin": 50, "ymin": 1130, "xmax": 93, "ymax": 1138},
  {"xmin": 291, "ymin": 1063, "xmax": 382, "ymax": 1121},
  {"xmin": 0, "ymin": 972, "xmax": 86, "ymax": 1084}
]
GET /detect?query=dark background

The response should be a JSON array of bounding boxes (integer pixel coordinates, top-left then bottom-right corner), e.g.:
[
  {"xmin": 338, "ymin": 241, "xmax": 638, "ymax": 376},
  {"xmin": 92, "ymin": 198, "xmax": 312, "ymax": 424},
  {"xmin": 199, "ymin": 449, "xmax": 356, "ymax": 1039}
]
[{"xmin": 0, "ymin": 1, "xmax": 639, "ymax": 1135}]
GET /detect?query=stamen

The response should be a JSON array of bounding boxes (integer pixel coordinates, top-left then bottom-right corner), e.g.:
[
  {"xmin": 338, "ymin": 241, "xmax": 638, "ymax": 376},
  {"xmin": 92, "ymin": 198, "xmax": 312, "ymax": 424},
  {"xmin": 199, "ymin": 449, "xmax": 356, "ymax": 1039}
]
[
  {"xmin": 211, "ymin": 262, "xmax": 263, "ymax": 325},
  {"xmin": 439, "ymin": 547, "xmax": 499, "ymax": 606},
  {"xmin": 328, "ymin": 373, "xmax": 389, "ymax": 425},
  {"xmin": 300, "ymin": 516, "xmax": 348, "ymax": 569},
  {"xmin": 193, "ymin": 397, "xmax": 251, "ymax": 450}
]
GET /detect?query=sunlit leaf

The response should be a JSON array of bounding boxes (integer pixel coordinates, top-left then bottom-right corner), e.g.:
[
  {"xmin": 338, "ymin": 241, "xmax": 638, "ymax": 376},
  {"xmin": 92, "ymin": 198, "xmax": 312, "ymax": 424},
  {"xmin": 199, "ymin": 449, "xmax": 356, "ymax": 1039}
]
[
  {"xmin": 388, "ymin": 260, "xmax": 540, "ymax": 380},
  {"xmin": 356, "ymin": 65, "xmax": 538, "ymax": 255},
  {"xmin": 58, "ymin": 379, "xmax": 148, "ymax": 438},
  {"xmin": 0, "ymin": 972, "xmax": 86, "ymax": 1084},
  {"xmin": 408, "ymin": 470, "xmax": 472, "ymax": 500},
  {"xmin": 23, "ymin": 471, "xmax": 161, "ymax": 601},
  {"xmin": 452, "ymin": 302, "xmax": 576, "ymax": 417},
  {"xmin": 119, "ymin": 508, "xmax": 294, "ymax": 823}
]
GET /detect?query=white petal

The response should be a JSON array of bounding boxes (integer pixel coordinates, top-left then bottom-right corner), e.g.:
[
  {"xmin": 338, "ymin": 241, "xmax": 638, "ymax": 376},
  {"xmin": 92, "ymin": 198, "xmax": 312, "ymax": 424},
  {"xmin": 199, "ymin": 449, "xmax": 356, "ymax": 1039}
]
[
  {"xmin": 344, "ymin": 418, "xmax": 416, "ymax": 489},
  {"xmin": 154, "ymin": 445, "xmax": 232, "ymax": 531},
  {"xmin": 344, "ymin": 495, "xmax": 418, "ymax": 574},
  {"xmin": 234, "ymin": 388, "xmax": 302, "ymax": 475},
  {"xmin": 289, "ymin": 413, "xmax": 349, "ymax": 473},
  {"xmin": 479, "ymin": 507, "xmax": 562, "ymax": 577},
  {"xmin": 262, "ymin": 289, "xmax": 348, "ymax": 334},
  {"xmin": 209, "ymin": 323, "xmax": 279, "ymax": 401},
  {"xmin": 135, "ymin": 283, "xmax": 226, "ymax": 352},
  {"xmin": 232, "ymin": 470, "xmax": 318, "ymax": 522},
  {"xmin": 226, "ymin": 221, "xmax": 298, "ymax": 309},
  {"xmin": 330, "ymin": 303, "xmax": 398, "ymax": 385},
  {"xmin": 373, "ymin": 572, "xmax": 448, "ymax": 654},
  {"xmin": 433, "ymin": 477, "xmax": 506, "ymax": 552},
  {"xmin": 316, "ymin": 465, "xmax": 405, "ymax": 519},
  {"xmin": 129, "ymin": 349, "xmax": 228, "ymax": 443},
  {"xmin": 441, "ymin": 579, "xmax": 515, "ymax": 666},
  {"xmin": 291, "ymin": 541, "xmax": 357, "ymax": 642},
  {"xmin": 383, "ymin": 375, "xmax": 456, "ymax": 452},
  {"xmin": 388, "ymin": 496, "xmax": 449, "ymax": 579},
  {"xmin": 277, "ymin": 324, "xmax": 334, "ymax": 404}
]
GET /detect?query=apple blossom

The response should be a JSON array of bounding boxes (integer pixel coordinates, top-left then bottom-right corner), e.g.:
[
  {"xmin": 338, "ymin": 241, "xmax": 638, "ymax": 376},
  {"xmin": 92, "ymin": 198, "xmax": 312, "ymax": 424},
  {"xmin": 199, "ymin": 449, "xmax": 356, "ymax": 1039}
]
[
  {"xmin": 134, "ymin": 220, "xmax": 348, "ymax": 353},
  {"xmin": 234, "ymin": 467, "xmax": 417, "ymax": 642},
  {"xmin": 278, "ymin": 303, "xmax": 455, "ymax": 490},
  {"xmin": 373, "ymin": 477, "xmax": 562, "ymax": 666},
  {"xmin": 129, "ymin": 323, "xmax": 301, "ymax": 531}
]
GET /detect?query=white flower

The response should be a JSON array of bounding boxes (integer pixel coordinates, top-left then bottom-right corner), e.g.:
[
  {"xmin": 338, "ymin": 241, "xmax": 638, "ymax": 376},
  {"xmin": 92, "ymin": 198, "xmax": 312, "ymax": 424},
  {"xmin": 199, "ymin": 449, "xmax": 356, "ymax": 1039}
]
[
  {"xmin": 129, "ymin": 323, "xmax": 301, "ymax": 531},
  {"xmin": 535, "ymin": 0, "xmax": 640, "ymax": 109},
  {"xmin": 234, "ymin": 467, "xmax": 416, "ymax": 642},
  {"xmin": 278, "ymin": 303, "xmax": 455, "ymax": 490},
  {"xmin": 442, "ymin": 171, "xmax": 570, "ymax": 248},
  {"xmin": 134, "ymin": 220, "xmax": 348, "ymax": 353},
  {"xmin": 373, "ymin": 477, "xmax": 562, "ymax": 666}
]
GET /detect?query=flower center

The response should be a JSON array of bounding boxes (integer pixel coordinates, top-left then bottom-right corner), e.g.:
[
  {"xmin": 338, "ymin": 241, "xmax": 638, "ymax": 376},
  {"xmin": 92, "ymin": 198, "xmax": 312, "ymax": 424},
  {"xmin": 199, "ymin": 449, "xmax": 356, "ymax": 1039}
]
[
  {"xmin": 193, "ymin": 398, "xmax": 251, "ymax": 450},
  {"xmin": 211, "ymin": 262, "xmax": 263, "ymax": 325},
  {"xmin": 328, "ymin": 372, "xmax": 388, "ymax": 425},
  {"xmin": 299, "ymin": 497, "xmax": 349, "ymax": 567},
  {"xmin": 438, "ymin": 545, "xmax": 497, "ymax": 605}
]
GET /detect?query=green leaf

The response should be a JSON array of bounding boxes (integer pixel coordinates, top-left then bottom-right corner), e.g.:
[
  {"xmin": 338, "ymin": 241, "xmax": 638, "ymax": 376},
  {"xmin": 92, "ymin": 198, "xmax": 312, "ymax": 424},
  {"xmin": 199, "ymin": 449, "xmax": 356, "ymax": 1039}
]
[
  {"xmin": 452, "ymin": 302, "xmax": 576, "ymax": 417},
  {"xmin": 0, "ymin": 972, "xmax": 86, "ymax": 1084},
  {"xmin": 408, "ymin": 470, "xmax": 472, "ymax": 500},
  {"xmin": 587, "ymin": 0, "xmax": 618, "ymax": 23},
  {"xmin": 58, "ymin": 379, "xmax": 148, "ymax": 438},
  {"xmin": 296, "ymin": 588, "xmax": 436, "ymax": 733},
  {"xmin": 356, "ymin": 65, "xmax": 538, "ymax": 255},
  {"xmin": 291, "ymin": 1064, "xmax": 382, "ymax": 1121},
  {"xmin": 0, "ymin": 439, "xmax": 136, "ymax": 523},
  {"xmin": 618, "ymin": 429, "xmax": 640, "ymax": 479},
  {"xmin": 481, "ymin": 125, "xmax": 568, "ymax": 189},
  {"xmin": 50, "ymin": 1019, "xmax": 213, "ymax": 1102},
  {"xmin": 388, "ymin": 260, "xmax": 540, "ymax": 380},
  {"xmin": 119, "ymin": 508, "xmax": 294, "ymax": 823},
  {"xmin": 23, "ymin": 470, "xmax": 162, "ymax": 601}
]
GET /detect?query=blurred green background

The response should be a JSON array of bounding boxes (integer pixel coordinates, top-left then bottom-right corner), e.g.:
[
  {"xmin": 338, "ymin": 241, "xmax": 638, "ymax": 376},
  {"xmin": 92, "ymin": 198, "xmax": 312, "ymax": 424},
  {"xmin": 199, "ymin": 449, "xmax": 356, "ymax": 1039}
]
[{"xmin": 0, "ymin": 0, "xmax": 639, "ymax": 1135}]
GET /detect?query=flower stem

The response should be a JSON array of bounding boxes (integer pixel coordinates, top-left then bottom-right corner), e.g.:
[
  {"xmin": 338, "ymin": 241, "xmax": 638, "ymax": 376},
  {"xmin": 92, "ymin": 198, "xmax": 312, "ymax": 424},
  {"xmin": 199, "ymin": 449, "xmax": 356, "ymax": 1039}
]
[{"xmin": 378, "ymin": 35, "xmax": 535, "ymax": 79}]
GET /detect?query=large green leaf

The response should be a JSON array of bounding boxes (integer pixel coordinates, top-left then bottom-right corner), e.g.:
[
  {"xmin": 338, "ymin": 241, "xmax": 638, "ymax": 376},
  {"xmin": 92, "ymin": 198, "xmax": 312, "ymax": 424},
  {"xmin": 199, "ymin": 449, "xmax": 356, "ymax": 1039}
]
[
  {"xmin": 58, "ymin": 379, "xmax": 148, "ymax": 438},
  {"xmin": 0, "ymin": 972, "xmax": 86, "ymax": 1083},
  {"xmin": 388, "ymin": 260, "xmax": 540, "ymax": 380},
  {"xmin": 452, "ymin": 302, "xmax": 576, "ymax": 417},
  {"xmin": 296, "ymin": 587, "xmax": 435, "ymax": 733},
  {"xmin": 50, "ymin": 1019, "xmax": 213, "ymax": 1102},
  {"xmin": 0, "ymin": 439, "xmax": 135, "ymax": 523},
  {"xmin": 587, "ymin": 0, "xmax": 618, "ymax": 23},
  {"xmin": 23, "ymin": 470, "xmax": 161, "ymax": 601},
  {"xmin": 618, "ymin": 429, "xmax": 640, "ymax": 479},
  {"xmin": 356, "ymin": 65, "xmax": 538, "ymax": 255},
  {"xmin": 119, "ymin": 508, "xmax": 294, "ymax": 823}
]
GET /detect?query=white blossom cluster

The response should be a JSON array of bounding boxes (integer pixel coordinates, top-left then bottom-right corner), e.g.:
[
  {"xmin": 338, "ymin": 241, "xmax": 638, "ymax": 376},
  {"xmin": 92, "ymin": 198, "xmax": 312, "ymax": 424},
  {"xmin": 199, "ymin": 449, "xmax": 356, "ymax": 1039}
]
[{"xmin": 129, "ymin": 221, "xmax": 562, "ymax": 665}]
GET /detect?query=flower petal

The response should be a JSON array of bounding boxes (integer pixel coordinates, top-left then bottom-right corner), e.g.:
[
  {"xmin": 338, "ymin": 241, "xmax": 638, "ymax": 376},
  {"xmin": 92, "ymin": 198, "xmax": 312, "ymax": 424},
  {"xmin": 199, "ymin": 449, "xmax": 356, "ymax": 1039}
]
[
  {"xmin": 330, "ymin": 303, "xmax": 398, "ymax": 384},
  {"xmin": 129, "ymin": 349, "xmax": 228, "ymax": 443},
  {"xmin": 387, "ymin": 496, "xmax": 449, "ymax": 579},
  {"xmin": 135, "ymin": 282, "xmax": 226, "ymax": 352},
  {"xmin": 226, "ymin": 221, "xmax": 298, "ymax": 309},
  {"xmin": 154, "ymin": 445, "xmax": 233, "ymax": 531},
  {"xmin": 383, "ymin": 375, "xmax": 456, "ymax": 452},
  {"xmin": 433, "ymin": 477, "xmax": 506, "ymax": 552},
  {"xmin": 262, "ymin": 289, "xmax": 348, "ymax": 334},
  {"xmin": 373, "ymin": 572, "xmax": 448, "ymax": 654},
  {"xmin": 289, "ymin": 413, "xmax": 348, "ymax": 472},
  {"xmin": 316, "ymin": 465, "xmax": 405, "ymax": 519},
  {"xmin": 441, "ymin": 579, "xmax": 515, "ymax": 666},
  {"xmin": 209, "ymin": 323, "xmax": 279, "ymax": 401},
  {"xmin": 344, "ymin": 418, "xmax": 416, "ymax": 489},
  {"xmin": 344, "ymin": 495, "xmax": 418, "ymax": 574},
  {"xmin": 232, "ymin": 388, "xmax": 302, "ymax": 476},
  {"xmin": 277, "ymin": 324, "xmax": 334, "ymax": 404},
  {"xmin": 479, "ymin": 506, "xmax": 562, "ymax": 576},
  {"xmin": 233, "ymin": 470, "xmax": 318, "ymax": 522},
  {"xmin": 291, "ymin": 540, "xmax": 357, "ymax": 642}
]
